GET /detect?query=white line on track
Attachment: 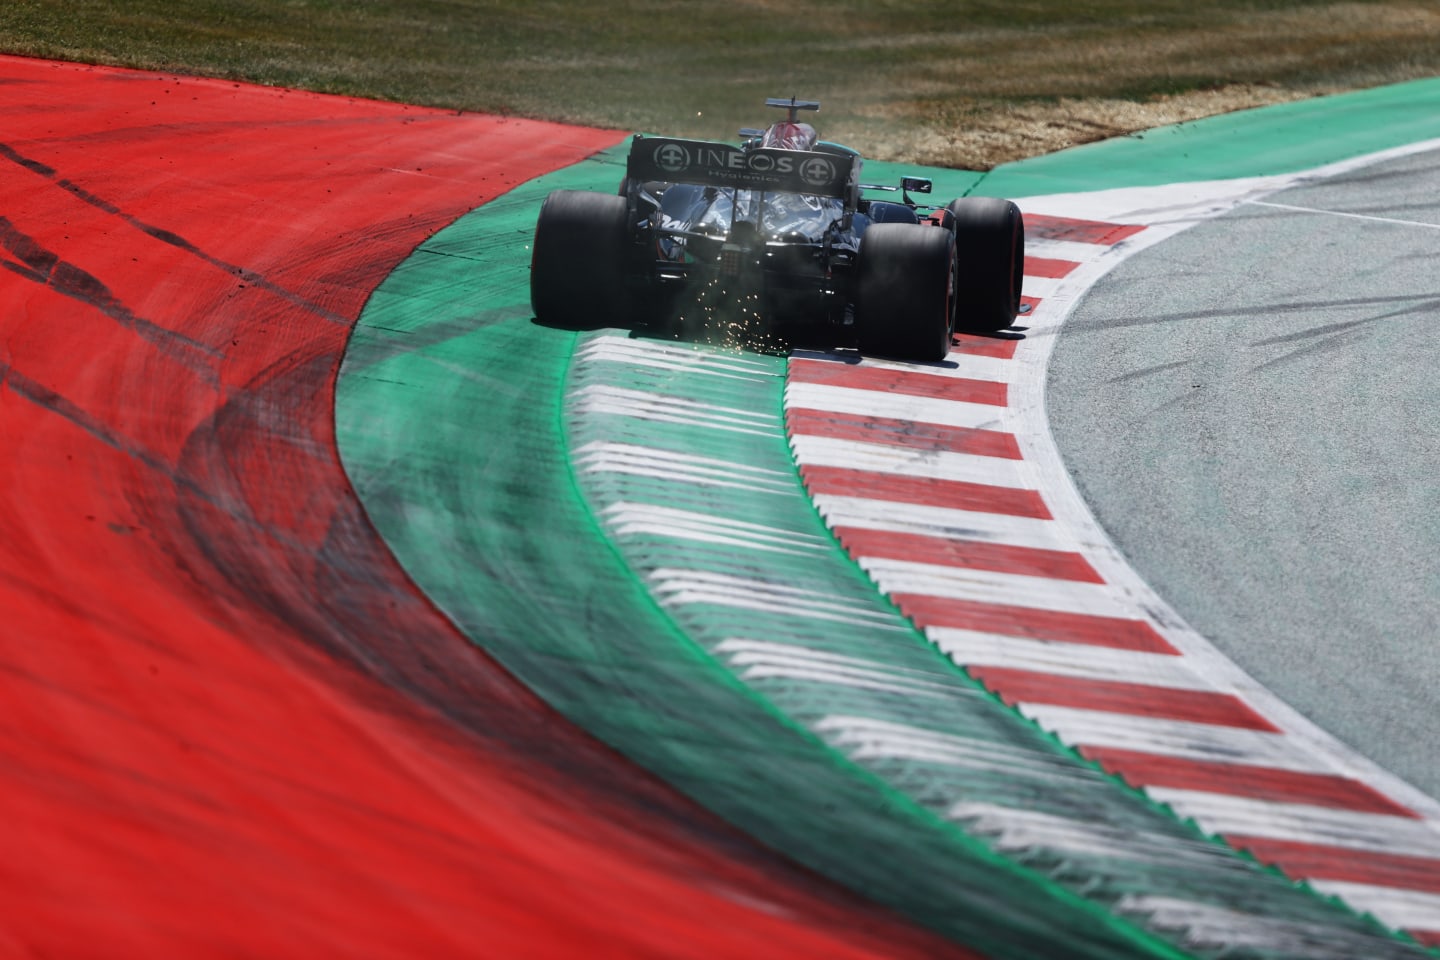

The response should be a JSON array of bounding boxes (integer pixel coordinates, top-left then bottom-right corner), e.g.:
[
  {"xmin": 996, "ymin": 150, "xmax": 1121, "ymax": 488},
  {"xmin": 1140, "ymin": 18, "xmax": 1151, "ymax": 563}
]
[{"xmin": 1246, "ymin": 199, "xmax": 1440, "ymax": 231}]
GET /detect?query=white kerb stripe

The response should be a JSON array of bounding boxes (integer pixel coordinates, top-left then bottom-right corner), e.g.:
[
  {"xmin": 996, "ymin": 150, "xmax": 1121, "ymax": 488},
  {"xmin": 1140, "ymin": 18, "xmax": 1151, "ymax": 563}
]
[
  {"xmin": 1022, "ymin": 236, "xmax": 1117, "ymax": 263},
  {"xmin": 580, "ymin": 335, "xmax": 776, "ymax": 375},
  {"xmin": 574, "ymin": 386, "xmax": 781, "ymax": 436},
  {"xmin": 723, "ymin": 650, "xmax": 959, "ymax": 690},
  {"xmin": 811, "ymin": 495, "xmax": 1071, "ymax": 553},
  {"xmin": 716, "ymin": 639, "xmax": 958, "ymax": 682},
  {"xmin": 599, "ymin": 502, "xmax": 830, "ymax": 555},
  {"xmin": 1016, "ymin": 704, "xmax": 1340, "ymax": 776},
  {"xmin": 1303, "ymin": 882, "xmax": 1440, "ymax": 936},
  {"xmin": 784, "ymin": 382, "xmax": 1011, "ymax": 432},
  {"xmin": 573, "ymin": 441, "xmax": 789, "ymax": 477},
  {"xmin": 734, "ymin": 663, "xmax": 954, "ymax": 698},
  {"xmin": 790, "ymin": 435, "xmax": 1031, "ymax": 489},
  {"xmin": 830, "ymin": 352, "xmax": 1017, "ymax": 383},
  {"xmin": 1016, "ymin": 274, "xmax": 1061, "ymax": 299},
  {"xmin": 860, "ymin": 557, "xmax": 1129, "ymax": 619},
  {"xmin": 947, "ymin": 802, "xmax": 1234, "ymax": 866},
  {"xmin": 929, "ymin": 627, "xmax": 1210, "ymax": 691},
  {"xmin": 649, "ymin": 569, "xmax": 909, "ymax": 630},
  {"xmin": 1142, "ymin": 789, "xmax": 1440, "ymax": 859},
  {"xmin": 817, "ymin": 714, "xmax": 1111, "ymax": 778},
  {"xmin": 1114, "ymin": 896, "xmax": 1420, "ymax": 960},
  {"xmin": 574, "ymin": 383, "xmax": 774, "ymax": 421},
  {"xmin": 602, "ymin": 502, "xmax": 829, "ymax": 543}
]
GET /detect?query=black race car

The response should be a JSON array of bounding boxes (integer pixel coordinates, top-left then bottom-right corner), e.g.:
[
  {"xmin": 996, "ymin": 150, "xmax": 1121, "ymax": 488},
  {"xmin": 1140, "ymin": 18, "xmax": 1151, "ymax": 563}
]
[{"xmin": 530, "ymin": 97, "xmax": 1024, "ymax": 361}]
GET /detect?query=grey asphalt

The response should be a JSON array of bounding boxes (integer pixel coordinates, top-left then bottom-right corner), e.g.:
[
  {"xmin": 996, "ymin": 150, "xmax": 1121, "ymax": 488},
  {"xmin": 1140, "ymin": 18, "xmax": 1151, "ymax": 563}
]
[{"xmin": 1047, "ymin": 147, "xmax": 1440, "ymax": 802}]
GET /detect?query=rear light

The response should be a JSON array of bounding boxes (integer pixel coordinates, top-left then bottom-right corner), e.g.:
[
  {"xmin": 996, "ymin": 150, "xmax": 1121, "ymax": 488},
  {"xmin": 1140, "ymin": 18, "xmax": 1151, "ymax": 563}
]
[{"xmin": 720, "ymin": 243, "xmax": 744, "ymax": 277}]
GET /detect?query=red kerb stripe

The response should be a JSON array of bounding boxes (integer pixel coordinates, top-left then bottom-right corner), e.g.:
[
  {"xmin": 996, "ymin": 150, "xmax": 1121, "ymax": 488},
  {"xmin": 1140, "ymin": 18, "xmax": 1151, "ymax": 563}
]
[
  {"xmin": 1079, "ymin": 746, "xmax": 1419, "ymax": 817},
  {"xmin": 1225, "ymin": 836, "xmax": 1440, "ymax": 894},
  {"xmin": 952, "ymin": 333, "xmax": 1019, "ymax": 360},
  {"xmin": 789, "ymin": 359, "xmax": 1007, "ymax": 407},
  {"xmin": 1025, "ymin": 213, "xmax": 1145, "ymax": 245},
  {"xmin": 800, "ymin": 466, "xmax": 1051, "ymax": 519},
  {"xmin": 1023, "ymin": 256, "xmax": 1081, "ymax": 278},
  {"xmin": 835, "ymin": 527, "xmax": 1101, "ymax": 583},
  {"xmin": 892, "ymin": 594, "xmax": 1178, "ymax": 653},
  {"xmin": 786, "ymin": 408, "xmax": 1022, "ymax": 459},
  {"xmin": 968, "ymin": 666, "xmax": 1280, "ymax": 730}
]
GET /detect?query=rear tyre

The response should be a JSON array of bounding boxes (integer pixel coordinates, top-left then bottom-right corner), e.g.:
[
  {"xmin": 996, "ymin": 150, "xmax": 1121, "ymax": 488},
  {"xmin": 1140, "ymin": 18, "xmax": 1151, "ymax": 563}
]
[
  {"xmin": 855, "ymin": 223, "xmax": 956, "ymax": 362},
  {"xmin": 947, "ymin": 197, "xmax": 1024, "ymax": 332},
  {"xmin": 530, "ymin": 190, "xmax": 631, "ymax": 328}
]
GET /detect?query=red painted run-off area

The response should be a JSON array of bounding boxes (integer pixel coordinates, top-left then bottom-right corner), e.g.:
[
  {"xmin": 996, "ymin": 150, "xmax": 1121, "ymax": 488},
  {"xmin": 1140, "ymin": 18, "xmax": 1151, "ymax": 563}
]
[{"xmin": 0, "ymin": 56, "xmax": 970, "ymax": 958}]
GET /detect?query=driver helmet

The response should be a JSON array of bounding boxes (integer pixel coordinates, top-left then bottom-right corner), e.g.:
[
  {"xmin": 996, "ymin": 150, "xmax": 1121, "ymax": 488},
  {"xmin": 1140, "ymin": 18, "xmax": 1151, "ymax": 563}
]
[{"xmin": 761, "ymin": 120, "xmax": 817, "ymax": 151}]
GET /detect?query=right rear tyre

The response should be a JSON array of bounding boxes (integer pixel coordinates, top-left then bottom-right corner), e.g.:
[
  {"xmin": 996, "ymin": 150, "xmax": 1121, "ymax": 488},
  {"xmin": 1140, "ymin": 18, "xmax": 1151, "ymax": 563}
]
[
  {"xmin": 530, "ymin": 190, "xmax": 631, "ymax": 328},
  {"xmin": 948, "ymin": 197, "xmax": 1024, "ymax": 332}
]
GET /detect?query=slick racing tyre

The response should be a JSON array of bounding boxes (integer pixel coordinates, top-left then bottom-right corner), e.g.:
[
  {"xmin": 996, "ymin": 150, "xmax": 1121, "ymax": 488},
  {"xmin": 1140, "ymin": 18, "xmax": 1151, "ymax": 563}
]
[
  {"xmin": 530, "ymin": 190, "xmax": 631, "ymax": 328},
  {"xmin": 948, "ymin": 197, "xmax": 1024, "ymax": 332},
  {"xmin": 855, "ymin": 223, "xmax": 956, "ymax": 363}
]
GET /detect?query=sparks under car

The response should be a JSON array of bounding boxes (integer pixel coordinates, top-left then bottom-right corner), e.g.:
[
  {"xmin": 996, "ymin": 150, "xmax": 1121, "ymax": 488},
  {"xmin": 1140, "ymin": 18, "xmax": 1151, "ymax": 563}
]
[{"xmin": 530, "ymin": 97, "xmax": 1024, "ymax": 362}]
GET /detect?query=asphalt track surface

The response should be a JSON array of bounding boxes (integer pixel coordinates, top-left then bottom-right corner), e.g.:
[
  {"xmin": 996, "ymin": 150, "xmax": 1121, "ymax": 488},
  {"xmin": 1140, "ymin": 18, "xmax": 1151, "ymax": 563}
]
[
  {"xmin": 0, "ymin": 55, "xmax": 972, "ymax": 958},
  {"xmin": 1048, "ymin": 146, "xmax": 1440, "ymax": 803}
]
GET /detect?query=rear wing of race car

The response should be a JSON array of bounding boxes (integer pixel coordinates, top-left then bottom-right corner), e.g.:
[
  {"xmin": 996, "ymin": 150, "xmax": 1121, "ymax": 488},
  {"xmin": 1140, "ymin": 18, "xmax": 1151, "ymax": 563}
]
[{"xmin": 626, "ymin": 135, "xmax": 858, "ymax": 202}]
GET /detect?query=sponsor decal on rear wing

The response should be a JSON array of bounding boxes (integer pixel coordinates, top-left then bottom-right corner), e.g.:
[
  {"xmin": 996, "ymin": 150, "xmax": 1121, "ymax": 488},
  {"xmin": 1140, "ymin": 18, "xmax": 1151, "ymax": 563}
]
[{"xmin": 627, "ymin": 136, "xmax": 855, "ymax": 199}]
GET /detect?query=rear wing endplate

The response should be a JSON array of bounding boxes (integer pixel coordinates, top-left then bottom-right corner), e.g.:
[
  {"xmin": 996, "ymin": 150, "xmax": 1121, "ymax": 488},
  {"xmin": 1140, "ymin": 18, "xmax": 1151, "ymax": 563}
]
[{"xmin": 627, "ymin": 136, "xmax": 856, "ymax": 200}]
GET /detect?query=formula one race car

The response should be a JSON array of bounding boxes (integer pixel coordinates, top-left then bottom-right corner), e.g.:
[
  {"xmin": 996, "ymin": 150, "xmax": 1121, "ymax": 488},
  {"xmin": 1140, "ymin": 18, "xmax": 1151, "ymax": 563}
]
[{"xmin": 530, "ymin": 97, "xmax": 1024, "ymax": 361}]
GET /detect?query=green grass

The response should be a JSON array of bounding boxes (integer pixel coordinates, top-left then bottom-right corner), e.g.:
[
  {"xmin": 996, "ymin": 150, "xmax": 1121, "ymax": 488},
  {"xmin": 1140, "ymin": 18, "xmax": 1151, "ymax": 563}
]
[{"xmin": 4, "ymin": 0, "xmax": 1439, "ymax": 167}]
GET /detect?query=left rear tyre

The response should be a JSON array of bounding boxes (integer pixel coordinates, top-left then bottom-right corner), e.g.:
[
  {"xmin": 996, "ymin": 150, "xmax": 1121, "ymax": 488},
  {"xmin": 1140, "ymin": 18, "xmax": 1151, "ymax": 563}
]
[{"xmin": 530, "ymin": 190, "xmax": 631, "ymax": 328}]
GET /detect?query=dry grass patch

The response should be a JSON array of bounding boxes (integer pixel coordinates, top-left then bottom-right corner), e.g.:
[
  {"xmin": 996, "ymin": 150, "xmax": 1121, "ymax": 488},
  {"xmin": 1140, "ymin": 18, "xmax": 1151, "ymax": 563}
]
[
  {"xmin": 2, "ymin": 0, "xmax": 1439, "ymax": 169},
  {"xmin": 847, "ymin": 84, "xmax": 1317, "ymax": 169}
]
